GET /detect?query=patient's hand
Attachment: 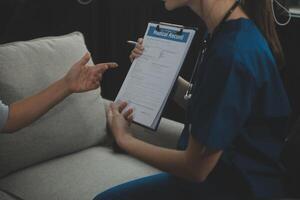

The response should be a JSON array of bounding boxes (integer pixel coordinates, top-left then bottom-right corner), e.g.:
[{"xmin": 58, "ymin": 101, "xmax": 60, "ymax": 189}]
[
  {"xmin": 64, "ymin": 53, "xmax": 118, "ymax": 93},
  {"xmin": 129, "ymin": 38, "xmax": 144, "ymax": 63}
]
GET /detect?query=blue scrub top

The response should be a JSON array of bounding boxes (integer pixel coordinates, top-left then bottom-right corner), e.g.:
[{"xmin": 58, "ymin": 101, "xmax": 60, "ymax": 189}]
[{"xmin": 178, "ymin": 18, "xmax": 291, "ymax": 198}]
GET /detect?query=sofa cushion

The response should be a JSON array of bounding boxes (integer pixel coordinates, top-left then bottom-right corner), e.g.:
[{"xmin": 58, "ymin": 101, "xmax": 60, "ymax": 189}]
[
  {"xmin": 0, "ymin": 146, "xmax": 159, "ymax": 200},
  {"xmin": 0, "ymin": 190, "xmax": 20, "ymax": 200},
  {"xmin": 0, "ymin": 115, "xmax": 183, "ymax": 200},
  {"xmin": 0, "ymin": 32, "xmax": 107, "ymax": 178}
]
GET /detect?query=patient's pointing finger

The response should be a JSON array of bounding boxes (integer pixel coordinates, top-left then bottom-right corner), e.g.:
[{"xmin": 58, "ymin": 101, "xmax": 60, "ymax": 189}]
[{"xmin": 95, "ymin": 63, "xmax": 118, "ymax": 73}]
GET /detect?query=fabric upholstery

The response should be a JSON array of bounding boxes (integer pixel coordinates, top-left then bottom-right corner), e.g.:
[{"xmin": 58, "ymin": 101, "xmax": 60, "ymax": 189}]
[
  {"xmin": 0, "ymin": 100, "xmax": 8, "ymax": 131},
  {"xmin": 0, "ymin": 190, "xmax": 20, "ymax": 200},
  {"xmin": 0, "ymin": 147, "xmax": 159, "ymax": 200},
  {"xmin": 0, "ymin": 32, "xmax": 107, "ymax": 178},
  {"xmin": 0, "ymin": 114, "xmax": 183, "ymax": 200},
  {"xmin": 103, "ymin": 99, "xmax": 183, "ymax": 149}
]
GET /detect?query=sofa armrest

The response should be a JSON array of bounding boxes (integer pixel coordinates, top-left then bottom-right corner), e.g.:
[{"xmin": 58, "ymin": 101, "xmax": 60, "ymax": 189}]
[
  {"xmin": 131, "ymin": 118, "xmax": 183, "ymax": 149},
  {"xmin": 102, "ymin": 99, "xmax": 183, "ymax": 149}
]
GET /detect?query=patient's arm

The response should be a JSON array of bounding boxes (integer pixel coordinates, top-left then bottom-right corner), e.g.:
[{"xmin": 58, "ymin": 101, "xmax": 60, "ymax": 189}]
[
  {"xmin": 1, "ymin": 53, "xmax": 117, "ymax": 134},
  {"xmin": 2, "ymin": 79, "xmax": 72, "ymax": 134}
]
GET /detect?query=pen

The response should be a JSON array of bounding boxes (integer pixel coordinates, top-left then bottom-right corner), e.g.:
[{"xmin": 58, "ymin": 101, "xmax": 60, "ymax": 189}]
[{"xmin": 127, "ymin": 40, "xmax": 138, "ymax": 46}]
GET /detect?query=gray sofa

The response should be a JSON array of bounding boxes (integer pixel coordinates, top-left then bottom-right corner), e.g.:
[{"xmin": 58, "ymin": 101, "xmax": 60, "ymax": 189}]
[{"xmin": 0, "ymin": 32, "xmax": 184, "ymax": 200}]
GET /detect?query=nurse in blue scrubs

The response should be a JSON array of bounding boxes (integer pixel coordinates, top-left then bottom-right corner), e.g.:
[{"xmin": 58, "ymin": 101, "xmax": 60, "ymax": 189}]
[{"xmin": 94, "ymin": 0, "xmax": 291, "ymax": 199}]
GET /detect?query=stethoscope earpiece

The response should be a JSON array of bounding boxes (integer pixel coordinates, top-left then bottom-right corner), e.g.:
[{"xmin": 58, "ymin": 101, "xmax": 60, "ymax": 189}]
[{"xmin": 271, "ymin": 0, "xmax": 292, "ymax": 26}]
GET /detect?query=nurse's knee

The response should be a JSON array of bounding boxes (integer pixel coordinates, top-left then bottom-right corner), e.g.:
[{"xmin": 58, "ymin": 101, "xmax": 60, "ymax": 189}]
[
  {"xmin": 93, "ymin": 187, "xmax": 127, "ymax": 200},
  {"xmin": 93, "ymin": 191, "xmax": 116, "ymax": 200}
]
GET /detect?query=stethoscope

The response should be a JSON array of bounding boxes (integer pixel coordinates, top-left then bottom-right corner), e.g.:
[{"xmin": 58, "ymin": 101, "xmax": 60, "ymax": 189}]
[
  {"xmin": 184, "ymin": 39, "xmax": 208, "ymax": 101},
  {"xmin": 184, "ymin": 0, "xmax": 240, "ymax": 101}
]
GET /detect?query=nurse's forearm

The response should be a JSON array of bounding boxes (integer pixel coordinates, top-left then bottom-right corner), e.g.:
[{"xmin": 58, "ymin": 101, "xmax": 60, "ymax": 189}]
[
  {"xmin": 2, "ymin": 79, "xmax": 71, "ymax": 133},
  {"xmin": 173, "ymin": 76, "xmax": 189, "ymax": 110},
  {"xmin": 117, "ymin": 134, "xmax": 205, "ymax": 183}
]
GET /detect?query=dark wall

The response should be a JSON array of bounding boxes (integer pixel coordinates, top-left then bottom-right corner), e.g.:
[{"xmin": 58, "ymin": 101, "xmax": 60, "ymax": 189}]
[
  {"xmin": 278, "ymin": 18, "xmax": 300, "ymax": 124},
  {"xmin": 0, "ymin": 0, "xmax": 300, "ymax": 124}
]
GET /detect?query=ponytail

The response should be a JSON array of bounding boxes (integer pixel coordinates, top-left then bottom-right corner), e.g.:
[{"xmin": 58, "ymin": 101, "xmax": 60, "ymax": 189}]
[{"xmin": 240, "ymin": 0, "xmax": 285, "ymax": 69}]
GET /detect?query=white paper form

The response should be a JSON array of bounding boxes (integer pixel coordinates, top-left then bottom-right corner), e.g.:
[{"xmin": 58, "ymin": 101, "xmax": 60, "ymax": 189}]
[{"xmin": 116, "ymin": 22, "xmax": 196, "ymax": 130}]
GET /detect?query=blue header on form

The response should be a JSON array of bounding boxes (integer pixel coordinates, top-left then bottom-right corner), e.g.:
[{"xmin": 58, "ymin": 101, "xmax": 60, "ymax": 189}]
[{"xmin": 147, "ymin": 26, "xmax": 189, "ymax": 43}]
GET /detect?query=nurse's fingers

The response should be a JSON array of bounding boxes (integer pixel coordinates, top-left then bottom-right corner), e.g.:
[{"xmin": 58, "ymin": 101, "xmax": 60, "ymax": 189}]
[
  {"xmin": 124, "ymin": 108, "xmax": 134, "ymax": 120},
  {"xmin": 135, "ymin": 42, "xmax": 144, "ymax": 51},
  {"xmin": 109, "ymin": 103, "xmax": 117, "ymax": 114},
  {"xmin": 131, "ymin": 52, "xmax": 142, "ymax": 60},
  {"xmin": 132, "ymin": 48, "xmax": 143, "ymax": 55},
  {"xmin": 127, "ymin": 114, "xmax": 134, "ymax": 124},
  {"xmin": 137, "ymin": 38, "xmax": 143, "ymax": 45},
  {"xmin": 117, "ymin": 101, "xmax": 128, "ymax": 113},
  {"xmin": 129, "ymin": 54, "xmax": 134, "ymax": 63}
]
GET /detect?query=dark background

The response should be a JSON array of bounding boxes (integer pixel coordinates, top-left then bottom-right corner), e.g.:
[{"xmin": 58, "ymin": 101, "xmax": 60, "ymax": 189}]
[{"xmin": 0, "ymin": 0, "xmax": 299, "ymax": 124}]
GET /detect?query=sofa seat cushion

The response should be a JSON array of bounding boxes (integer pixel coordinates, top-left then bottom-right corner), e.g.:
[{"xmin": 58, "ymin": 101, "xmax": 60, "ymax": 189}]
[
  {"xmin": 0, "ymin": 190, "xmax": 20, "ymax": 200},
  {"xmin": 0, "ymin": 116, "xmax": 184, "ymax": 200},
  {"xmin": 0, "ymin": 146, "xmax": 159, "ymax": 200},
  {"xmin": 0, "ymin": 32, "xmax": 108, "ymax": 178}
]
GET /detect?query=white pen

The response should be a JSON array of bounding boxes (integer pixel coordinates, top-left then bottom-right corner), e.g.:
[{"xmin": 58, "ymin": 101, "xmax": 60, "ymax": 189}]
[{"xmin": 127, "ymin": 40, "xmax": 138, "ymax": 46}]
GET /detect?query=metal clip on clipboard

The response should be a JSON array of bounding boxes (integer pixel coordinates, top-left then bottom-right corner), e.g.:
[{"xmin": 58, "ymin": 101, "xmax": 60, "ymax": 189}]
[
  {"xmin": 154, "ymin": 21, "xmax": 199, "ymax": 36},
  {"xmin": 155, "ymin": 22, "xmax": 185, "ymax": 35}
]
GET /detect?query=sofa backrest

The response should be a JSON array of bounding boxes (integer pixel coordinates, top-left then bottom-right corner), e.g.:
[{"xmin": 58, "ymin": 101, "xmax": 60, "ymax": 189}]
[{"xmin": 0, "ymin": 32, "xmax": 107, "ymax": 178}]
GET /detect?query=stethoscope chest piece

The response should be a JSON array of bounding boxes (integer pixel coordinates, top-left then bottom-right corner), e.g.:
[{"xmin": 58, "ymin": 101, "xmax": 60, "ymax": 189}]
[{"xmin": 184, "ymin": 82, "xmax": 193, "ymax": 100}]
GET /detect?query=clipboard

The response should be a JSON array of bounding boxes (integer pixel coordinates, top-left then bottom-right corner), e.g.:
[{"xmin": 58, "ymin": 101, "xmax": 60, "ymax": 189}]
[{"xmin": 115, "ymin": 21, "xmax": 198, "ymax": 131}]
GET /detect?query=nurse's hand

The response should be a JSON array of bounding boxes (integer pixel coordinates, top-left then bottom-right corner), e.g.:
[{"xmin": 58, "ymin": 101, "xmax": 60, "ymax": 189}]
[
  {"xmin": 106, "ymin": 101, "xmax": 134, "ymax": 145},
  {"xmin": 64, "ymin": 52, "xmax": 118, "ymax": 93},
  {"xmin": 129, "ymin": 38, "xmax": 144, "ymax": 62}
]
